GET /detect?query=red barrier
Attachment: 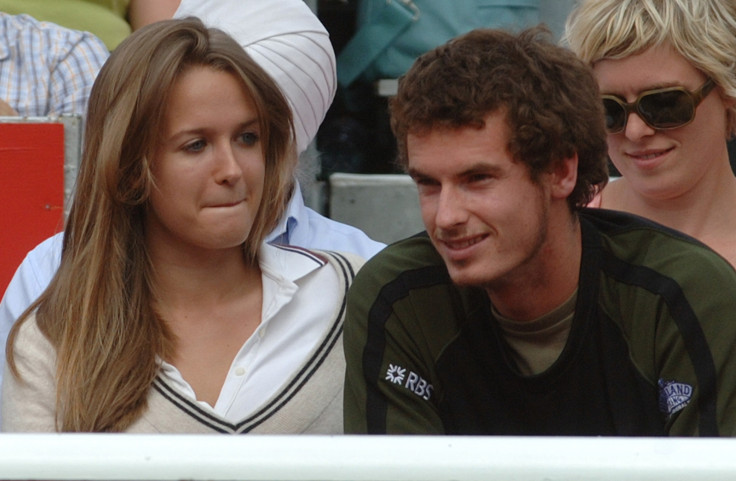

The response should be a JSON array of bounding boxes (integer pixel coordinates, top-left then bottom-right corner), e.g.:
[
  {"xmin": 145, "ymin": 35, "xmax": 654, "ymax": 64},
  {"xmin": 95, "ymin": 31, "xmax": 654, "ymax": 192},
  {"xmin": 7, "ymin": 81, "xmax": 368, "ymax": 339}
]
[{"xmin": 0, "ymin": 122, "xmax": 65, "ymax": 294}]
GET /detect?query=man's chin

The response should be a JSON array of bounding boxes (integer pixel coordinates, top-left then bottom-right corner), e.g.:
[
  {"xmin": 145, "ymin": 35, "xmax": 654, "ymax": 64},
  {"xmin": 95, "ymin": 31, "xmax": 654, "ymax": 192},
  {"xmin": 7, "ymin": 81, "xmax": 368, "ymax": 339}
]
[{"xmin": 446, "ymin": 267, "xmax": 484, "ymax": 288}]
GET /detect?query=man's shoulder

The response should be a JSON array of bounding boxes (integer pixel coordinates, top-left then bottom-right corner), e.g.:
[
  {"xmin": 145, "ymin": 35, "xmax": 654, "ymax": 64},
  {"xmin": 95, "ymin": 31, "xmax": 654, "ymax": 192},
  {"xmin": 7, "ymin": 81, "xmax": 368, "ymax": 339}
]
[
  {"xmin": 5, "ymin": 232, "xmax": 63, "ymax": 292},
  {"xmin": 2, "ymin": 12, "xmax": 81, "ymax": 40},
  {"xmin": 277, "ymin": 190, "xmax": 385, "ymax": 259},
  {"xmin": 0, "ymin": 232, "xmax": 63, "ymax": 328},
  {"xmin": 351, "ymin": 233, "xmax": 449, "ymax": 293},
  {"xmin": 581, "ymin": 208, "xmax": 725, "ymax": 259},
  {"xmin": 580, "ymin": 208, "xmax": 736, "ymax": 291},
  {"xmin": 0, "ymin": 12, "xmax": 108, "ymax": 68}
]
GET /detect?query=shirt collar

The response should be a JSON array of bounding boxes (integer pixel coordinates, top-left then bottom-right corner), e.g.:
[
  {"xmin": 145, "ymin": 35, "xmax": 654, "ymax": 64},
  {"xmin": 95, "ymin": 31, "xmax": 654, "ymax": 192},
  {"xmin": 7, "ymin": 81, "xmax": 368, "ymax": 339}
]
[
  {"xmin": 258, "ymin": 241, "xmax": 326, "ymax": 285},
  {"xmin": 266, "ymin": 180, "xmax": 308, "ymax": 245}
]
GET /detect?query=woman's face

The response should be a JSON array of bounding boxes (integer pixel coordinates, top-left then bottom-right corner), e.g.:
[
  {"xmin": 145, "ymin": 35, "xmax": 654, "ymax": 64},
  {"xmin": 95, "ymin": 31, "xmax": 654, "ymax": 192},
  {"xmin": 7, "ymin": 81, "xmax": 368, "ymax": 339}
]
[
  {"xmin": 146, "ymin": 66, "xmax": 265, "ymax": 256},
  {"xmin": 593, "ymin": 43, "xmax": 731, "ymax": 201}
]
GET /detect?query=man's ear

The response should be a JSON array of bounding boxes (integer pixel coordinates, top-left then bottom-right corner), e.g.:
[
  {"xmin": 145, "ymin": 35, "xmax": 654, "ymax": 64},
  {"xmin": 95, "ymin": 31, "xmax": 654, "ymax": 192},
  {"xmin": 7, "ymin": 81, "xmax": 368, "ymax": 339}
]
[{"xmin": 549, "ymin": 154, "xmax": 578, "ymax": 200}]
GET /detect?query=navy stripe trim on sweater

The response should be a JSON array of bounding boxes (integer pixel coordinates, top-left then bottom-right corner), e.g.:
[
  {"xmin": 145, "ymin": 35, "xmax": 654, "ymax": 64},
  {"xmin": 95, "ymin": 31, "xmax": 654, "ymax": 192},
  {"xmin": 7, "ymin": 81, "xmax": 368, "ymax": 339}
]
[{"xmin": 154, "ymin": 250, "xmax": 355, "ymax": 433}]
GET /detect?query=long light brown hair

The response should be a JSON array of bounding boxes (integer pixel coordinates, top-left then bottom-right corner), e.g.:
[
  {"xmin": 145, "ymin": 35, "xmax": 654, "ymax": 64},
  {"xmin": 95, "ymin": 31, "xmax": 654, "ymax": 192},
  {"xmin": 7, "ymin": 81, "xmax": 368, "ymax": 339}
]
[{"xmin": 6, "ymin": 17, "xmax": 296, "ymax": 432}]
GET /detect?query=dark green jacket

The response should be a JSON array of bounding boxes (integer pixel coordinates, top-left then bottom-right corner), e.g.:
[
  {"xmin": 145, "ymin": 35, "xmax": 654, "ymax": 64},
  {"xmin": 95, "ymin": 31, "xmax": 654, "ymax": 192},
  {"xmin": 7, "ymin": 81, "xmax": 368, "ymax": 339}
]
[{"xmin": 344, "ymin": 209, "xmax": 736, "ymax": 436}]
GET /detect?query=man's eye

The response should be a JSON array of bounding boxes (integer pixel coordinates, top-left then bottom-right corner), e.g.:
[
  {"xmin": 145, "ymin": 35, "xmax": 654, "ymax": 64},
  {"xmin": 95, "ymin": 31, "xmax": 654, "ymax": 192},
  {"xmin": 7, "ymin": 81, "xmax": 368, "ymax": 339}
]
[
  {"xmin": 412, "ymin": 176, "xmax": 437, "ymax": 187},
  {"xmin": 469, "ymin": 173, "xmax": 492, "ymax": 183}
]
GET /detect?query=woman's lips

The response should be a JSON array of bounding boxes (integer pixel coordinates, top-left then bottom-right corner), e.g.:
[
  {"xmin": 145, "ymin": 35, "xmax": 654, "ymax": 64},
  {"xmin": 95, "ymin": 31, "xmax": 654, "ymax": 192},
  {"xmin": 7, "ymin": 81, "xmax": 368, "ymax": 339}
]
[{"xmin": 626, "ymin": 147, "xmax": 674, "ymax": 170}]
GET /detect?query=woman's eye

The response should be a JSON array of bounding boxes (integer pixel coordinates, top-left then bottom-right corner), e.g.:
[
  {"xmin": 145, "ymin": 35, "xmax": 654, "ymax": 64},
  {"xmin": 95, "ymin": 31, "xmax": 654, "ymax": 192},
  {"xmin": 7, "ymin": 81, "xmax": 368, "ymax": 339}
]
[
  {"xmin": 239, "ymin": 132, "xmax": 259, "ymax": 146},
  {"xmin": 184, "ymin": 139, "xmax": 206, "ymax": 152}
]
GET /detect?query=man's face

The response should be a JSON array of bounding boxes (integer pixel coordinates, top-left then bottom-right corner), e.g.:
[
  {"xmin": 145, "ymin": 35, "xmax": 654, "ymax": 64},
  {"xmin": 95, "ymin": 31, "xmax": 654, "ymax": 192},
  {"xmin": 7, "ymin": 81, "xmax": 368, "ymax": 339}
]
[{"xmin": 407, "ymin": 111, "xmax": 554, "ymax": 291}]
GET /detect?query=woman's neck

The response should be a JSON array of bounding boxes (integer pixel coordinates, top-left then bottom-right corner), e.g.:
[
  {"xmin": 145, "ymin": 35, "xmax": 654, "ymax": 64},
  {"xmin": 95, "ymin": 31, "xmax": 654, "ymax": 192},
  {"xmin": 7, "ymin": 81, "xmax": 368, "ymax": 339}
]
[
  {"xmin": 603, "ymin": 166, "xmax": 736, "ymax": 266},
  {"xmin": 149, "ymin": 243, "xmax": 264, "ymax": 406},
  {"xmin": 149, "ymin": 240, "xmax": 260, "ymax": 312}
]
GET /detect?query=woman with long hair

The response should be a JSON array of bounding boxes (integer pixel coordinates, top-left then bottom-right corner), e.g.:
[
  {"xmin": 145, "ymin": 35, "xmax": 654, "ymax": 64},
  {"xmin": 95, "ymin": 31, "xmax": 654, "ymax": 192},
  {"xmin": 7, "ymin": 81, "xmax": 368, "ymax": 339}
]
[{"xmin": 2, "ymin": 17, "xmax": 362, "ymax": 433}]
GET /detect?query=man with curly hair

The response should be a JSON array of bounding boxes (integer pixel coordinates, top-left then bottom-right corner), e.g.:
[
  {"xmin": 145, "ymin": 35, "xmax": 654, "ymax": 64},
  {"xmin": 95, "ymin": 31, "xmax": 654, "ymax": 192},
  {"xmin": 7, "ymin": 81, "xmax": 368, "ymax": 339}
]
[{"xmin": 343, "ymin": 27, "xmax": 736, "ymax": 436}]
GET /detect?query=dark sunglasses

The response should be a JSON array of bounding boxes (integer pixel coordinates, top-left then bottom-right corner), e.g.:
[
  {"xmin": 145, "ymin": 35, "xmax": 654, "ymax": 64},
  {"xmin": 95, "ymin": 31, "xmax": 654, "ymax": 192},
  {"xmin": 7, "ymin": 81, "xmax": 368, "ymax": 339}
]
[{"xmin": 602, "ymin": 78, "xmax": 715, "ymax": 134}]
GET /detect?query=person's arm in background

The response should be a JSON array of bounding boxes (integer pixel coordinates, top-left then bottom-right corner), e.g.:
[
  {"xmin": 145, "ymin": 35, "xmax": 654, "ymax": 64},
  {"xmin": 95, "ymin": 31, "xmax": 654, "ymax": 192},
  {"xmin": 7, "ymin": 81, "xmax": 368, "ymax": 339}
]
[
  {"xmin": 0, "ymin": 98, "xmax": 17, "ymax": 116},
  {"xmin": 48, "ymin": 27, "xmax": 109, "ymax": 117},
  {"xmin": 0, "ymin": 232, "xmax": 63, "ymax": 427},
  {"xmin": 127, "ymin": 0, "xmax": 182, "ymax": 30}
]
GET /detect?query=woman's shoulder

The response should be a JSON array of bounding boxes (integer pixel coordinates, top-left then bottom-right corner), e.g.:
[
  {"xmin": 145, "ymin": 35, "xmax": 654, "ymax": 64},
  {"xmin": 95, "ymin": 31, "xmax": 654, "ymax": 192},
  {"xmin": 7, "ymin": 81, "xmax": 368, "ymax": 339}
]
[
  {"xmin": 588, "ymin": 177, "xmax": 628, "ymax": 210},
  {"xmin": 263, "ymin": 243, "xmax": 366, "ymax": 282},
  {"xmin": 13, "ymin": 312, "xmax": 50, "ymax": 349},
  {"xmin": 590, "ymin": 177, "xmax": 626, "ymax": 209},
  {"xmin": 9, "ymin": 312, "xmax": 56, "ymax": 371}
]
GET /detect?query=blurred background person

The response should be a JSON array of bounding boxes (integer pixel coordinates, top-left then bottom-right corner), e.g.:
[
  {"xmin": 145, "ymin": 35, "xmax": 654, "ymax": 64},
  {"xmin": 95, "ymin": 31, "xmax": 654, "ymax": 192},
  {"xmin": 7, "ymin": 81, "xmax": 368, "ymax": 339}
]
[
  {"xmin": 0, "ymin": 0, "xmax": 181, "ymax": 50},
  {"xmin": 3, "ymin": 17, "xmax": 363, "ymax": 433},
  {"xmin": 0, "ymin": 0, "xmax": 384, "ymax": 427},
  {"xmin": 565, "ymin": 0, "xmax": 736, "ymax": 266},
  {"xmin": 0, "ymin": 11, "xmax": 108, "ymax": 117}
]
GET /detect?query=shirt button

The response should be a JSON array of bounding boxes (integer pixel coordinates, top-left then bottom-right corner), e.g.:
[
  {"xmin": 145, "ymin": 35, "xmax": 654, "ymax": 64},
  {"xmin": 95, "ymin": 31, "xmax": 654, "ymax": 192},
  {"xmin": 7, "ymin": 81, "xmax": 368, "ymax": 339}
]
[{"xmin": 234, "ymin": 367, "xmax": 245, "ymax": 376}]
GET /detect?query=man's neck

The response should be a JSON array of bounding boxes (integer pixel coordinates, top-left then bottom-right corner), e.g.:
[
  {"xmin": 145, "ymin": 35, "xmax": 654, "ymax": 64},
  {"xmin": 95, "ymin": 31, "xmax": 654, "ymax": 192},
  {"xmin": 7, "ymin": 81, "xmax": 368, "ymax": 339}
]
[{"xmin": 486, "ymin": 212, "xmax": 582, "ymax": 322}]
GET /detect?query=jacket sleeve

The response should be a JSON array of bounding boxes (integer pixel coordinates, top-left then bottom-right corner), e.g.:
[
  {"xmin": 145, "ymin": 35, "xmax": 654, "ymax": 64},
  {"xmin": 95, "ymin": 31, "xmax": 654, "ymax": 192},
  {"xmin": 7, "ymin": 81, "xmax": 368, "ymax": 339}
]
[
  {"xmin": 642, "ymin": 249, "xmax": 736, "ymax": 437},
  {"xmin": 343, "ymin": 258, "xmax": 445, "ymax": 434},
  {"xmin": 2, "ymin": 314, "xmax": 58, "ymax": 432}
]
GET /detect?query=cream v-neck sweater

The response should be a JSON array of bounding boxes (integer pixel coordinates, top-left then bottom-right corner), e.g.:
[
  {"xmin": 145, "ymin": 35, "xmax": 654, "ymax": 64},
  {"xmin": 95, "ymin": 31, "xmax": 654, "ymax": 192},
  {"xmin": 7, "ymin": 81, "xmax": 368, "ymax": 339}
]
[{"xmin": 3, "ymin": 250, "xmax": 363, "ymax": 433}]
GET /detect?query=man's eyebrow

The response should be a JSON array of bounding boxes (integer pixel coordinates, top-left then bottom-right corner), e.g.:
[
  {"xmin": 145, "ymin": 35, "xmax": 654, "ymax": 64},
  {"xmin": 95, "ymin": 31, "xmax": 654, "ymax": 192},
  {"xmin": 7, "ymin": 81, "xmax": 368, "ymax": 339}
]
[
  {"xmin": 407, "ymin": 167, "xmax": 429, "ymax": 180},
  {"xmin": 460, "ymin": 162, "xmax": 504, "ymax": 176},
  {"xmin": 408, "ymin": 162, "xmax": 504, "ymax": 180}
]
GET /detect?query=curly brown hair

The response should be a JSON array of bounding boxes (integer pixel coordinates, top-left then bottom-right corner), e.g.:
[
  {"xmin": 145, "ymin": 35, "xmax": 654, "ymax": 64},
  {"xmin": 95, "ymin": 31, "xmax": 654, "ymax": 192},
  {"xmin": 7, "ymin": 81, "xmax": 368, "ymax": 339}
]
[{"xmin": 390, "ymin": 27, "xmax": 609, "ymax": 209}]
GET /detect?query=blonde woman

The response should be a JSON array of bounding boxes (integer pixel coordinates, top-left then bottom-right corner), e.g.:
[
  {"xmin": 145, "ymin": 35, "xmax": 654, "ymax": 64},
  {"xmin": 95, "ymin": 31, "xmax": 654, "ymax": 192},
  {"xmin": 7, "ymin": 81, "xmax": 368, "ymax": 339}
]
[
  {"xmin": 2, "ymin": 18, "xmax": 363, "ymax": 433},
  {"xmin": 565, "ymin": 0, "xmax": 736, "ymax": 267}
]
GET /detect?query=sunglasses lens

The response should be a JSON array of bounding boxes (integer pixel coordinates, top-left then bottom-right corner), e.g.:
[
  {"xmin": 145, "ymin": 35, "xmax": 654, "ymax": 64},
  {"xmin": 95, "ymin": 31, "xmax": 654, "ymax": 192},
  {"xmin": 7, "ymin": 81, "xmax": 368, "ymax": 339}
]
[
  {"xmin": 638, "ymin": 90, "xmax": 694, "ymax": 129},
  {"xmin": 602, "ymin": 98, "xmax": 626, "ymax": 133}
]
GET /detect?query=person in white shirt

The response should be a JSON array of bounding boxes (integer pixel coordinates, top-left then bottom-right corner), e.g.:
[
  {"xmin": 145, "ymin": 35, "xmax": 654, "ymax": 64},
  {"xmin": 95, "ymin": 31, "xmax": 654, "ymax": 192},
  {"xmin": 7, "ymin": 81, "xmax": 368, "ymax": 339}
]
[
  {"xmin": 3, "ymin": 17, "xmax": 365, "ymax": 433},
  {"xmin": 0, "ymin": 0, "xmax": 384, "ymax": 427}
]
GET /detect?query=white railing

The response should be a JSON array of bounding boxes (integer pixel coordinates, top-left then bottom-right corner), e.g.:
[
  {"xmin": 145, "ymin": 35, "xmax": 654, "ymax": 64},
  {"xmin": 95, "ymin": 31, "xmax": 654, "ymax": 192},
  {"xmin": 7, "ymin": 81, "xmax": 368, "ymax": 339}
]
[{"xmin": 0, "ymin": 434, "xmax": 735, "ymax": 480}]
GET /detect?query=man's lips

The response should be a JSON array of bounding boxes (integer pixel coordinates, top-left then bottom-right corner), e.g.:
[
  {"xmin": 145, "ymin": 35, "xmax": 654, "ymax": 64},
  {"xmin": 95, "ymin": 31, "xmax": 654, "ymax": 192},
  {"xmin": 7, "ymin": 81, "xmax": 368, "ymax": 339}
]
[{"xmin": 438, "ymin": 233, "xmax": 488, "ymax": 250}]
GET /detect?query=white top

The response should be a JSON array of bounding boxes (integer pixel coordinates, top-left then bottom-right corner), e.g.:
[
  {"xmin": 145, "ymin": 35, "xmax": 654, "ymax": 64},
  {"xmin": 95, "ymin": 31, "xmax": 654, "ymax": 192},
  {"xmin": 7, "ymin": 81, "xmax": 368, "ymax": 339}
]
[
  {"xmin": 160, "ymin": 242, "xmax": 339, "ymax": 421},
  {"xmin": 0, "ymin": 187, "xmax": 383, "ymax": 425},
  {"xmin": 3, "ymin": 244, "xmax": 364, "ymax": 432}
]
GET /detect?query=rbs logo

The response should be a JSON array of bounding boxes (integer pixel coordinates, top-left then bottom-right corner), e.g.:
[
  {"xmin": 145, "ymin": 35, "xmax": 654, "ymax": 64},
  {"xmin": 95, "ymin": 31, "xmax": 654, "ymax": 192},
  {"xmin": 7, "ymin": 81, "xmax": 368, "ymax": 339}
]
[{"xmin": 385, "ymin": 363, "xmax": 433, "ymax": 400}]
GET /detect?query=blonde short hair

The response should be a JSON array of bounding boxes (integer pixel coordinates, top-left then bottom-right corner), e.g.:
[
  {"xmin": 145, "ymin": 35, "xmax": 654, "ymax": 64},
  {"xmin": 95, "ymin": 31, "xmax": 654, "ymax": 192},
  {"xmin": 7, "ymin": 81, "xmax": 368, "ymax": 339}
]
[{"xmin": 563, "ymin": 0, "xmax": 736, "ymax": 135}]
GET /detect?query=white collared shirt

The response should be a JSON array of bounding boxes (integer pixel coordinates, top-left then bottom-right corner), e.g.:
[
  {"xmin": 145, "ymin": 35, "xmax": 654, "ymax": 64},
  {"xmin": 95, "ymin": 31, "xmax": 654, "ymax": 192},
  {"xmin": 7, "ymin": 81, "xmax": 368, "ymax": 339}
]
[
  {"xmin": 0, "ymin": 185, "xmax": 382, "ymax": 419},
  {"xmin": 159, "ymin": 243, "xmax": 339, "ymax": 421}
]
